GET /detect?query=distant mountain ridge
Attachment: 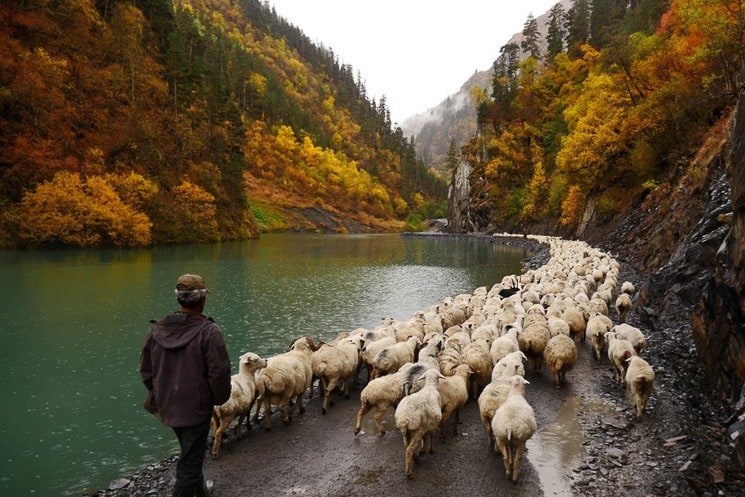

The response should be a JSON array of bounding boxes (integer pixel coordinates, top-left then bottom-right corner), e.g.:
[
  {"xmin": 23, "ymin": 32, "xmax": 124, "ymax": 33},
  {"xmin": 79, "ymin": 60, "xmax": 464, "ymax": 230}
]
[{"xmin": 402, "ymin": 0, "xmax": 571, "ymax": 173}]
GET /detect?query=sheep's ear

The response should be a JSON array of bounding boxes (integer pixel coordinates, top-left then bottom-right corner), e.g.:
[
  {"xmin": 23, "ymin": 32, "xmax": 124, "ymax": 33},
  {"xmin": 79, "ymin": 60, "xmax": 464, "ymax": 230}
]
[{"xmin": 520, "ymin": 377, "xmax": 530, "ymax": 385}]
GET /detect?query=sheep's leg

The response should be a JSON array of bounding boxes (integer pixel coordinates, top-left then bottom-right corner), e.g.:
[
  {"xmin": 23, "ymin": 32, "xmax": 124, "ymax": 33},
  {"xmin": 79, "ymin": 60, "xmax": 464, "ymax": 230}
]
[
  {"xmin": 400, "ymin": 427, "xmax": 410, "ymax": 449},
  {"xmin": 453, "ymin": 407, "xmax": 461, "ymax": 435},
  {"xmin": 296, "ymin": 391, "xmax": 306, "ymax": 415},
  {"xmin": 235, "ymin": 413, "xmax": 246, "ymax": 439},
  {"xmin": 425, "ymin": 431, "xmax": 436, "ymax": 454},
  {"xmin": 279, "ymin": 400, "xmax": 291, "ymax": 425},
  {"xmin": 482, "ymin": 418, "xmax": 494, "ymax": 448},
  {"xmin": 354, "ymin": 401, "xmax": 369, "ymax": 435},
  {"xmin": 261, "ymin": 398, "xmax": 272, "ymax": 430},
  {"xmin": 405, "ymin": 432, "xmax": 424, "ymax": 479},
  {"xmin": 372, "ymin": 406, "xmax": 388, "ymax": 435},
  {"xmin": 245, "ymin": 399, "xmax": 256, "ymax": 432},
  {"xmin": 512, "ymin": 444, "xmax": 525, "ymax": 482},
  {"xmin": 252, "ymin": 395, "xmax": 264, "ymax": 425},
  {"xmin": 211, "ymin": 420, "xmax": 228, "ymax": 459},
  {"xmin": 496, "ymin": 439, "xmax": 509, "ymax": 476},
  {"xmin": 342, "ymin": 377, "xmax": 351, "ymax": 399},
  {"xmin": 323, "ymin": 378, "xmax": 339, "ymax": 414}
]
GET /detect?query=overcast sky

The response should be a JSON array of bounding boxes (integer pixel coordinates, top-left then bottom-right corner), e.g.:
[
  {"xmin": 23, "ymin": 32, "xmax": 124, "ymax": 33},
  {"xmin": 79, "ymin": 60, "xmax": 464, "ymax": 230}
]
[{"xmin": 267, "ymin": 0, "xmax": 560, "ymax": 124}]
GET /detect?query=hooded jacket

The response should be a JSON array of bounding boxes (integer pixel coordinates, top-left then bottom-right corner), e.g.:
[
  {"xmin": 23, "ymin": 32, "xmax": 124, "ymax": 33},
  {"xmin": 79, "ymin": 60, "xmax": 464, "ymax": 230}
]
[{"xmin": 139, "ymin": 312, "xmax": 232, "ymax": 427}]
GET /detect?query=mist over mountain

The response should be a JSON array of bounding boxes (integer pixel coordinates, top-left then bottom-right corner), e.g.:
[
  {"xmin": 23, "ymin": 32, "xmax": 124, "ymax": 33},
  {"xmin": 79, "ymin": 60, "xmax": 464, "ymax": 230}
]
[{"xmin": 401, "ymin": 0, "xmax": 571, "ymax": 174}]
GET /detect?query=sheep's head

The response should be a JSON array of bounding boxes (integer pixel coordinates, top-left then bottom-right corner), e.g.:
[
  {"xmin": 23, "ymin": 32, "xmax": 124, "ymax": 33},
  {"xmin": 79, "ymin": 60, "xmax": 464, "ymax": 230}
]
[{"xmin": 239, "ymin": 352, "xmax": 267, "ymax": 371}]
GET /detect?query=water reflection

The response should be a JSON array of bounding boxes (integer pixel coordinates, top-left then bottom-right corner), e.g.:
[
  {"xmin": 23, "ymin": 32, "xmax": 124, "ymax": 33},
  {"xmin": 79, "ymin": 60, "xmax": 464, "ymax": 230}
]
[{"xmin": 526, "ymin": 396, "xmax": 586, "ymax": 496}]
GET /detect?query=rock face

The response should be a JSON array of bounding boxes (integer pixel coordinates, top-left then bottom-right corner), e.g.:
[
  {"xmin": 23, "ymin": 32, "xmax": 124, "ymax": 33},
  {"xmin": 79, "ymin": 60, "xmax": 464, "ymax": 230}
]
[
  {"xmin": 695, "ymin": 91, "xmax": 745, "ymax": 466},
  {"xmin": 447, "ymin": 159, "xmax": 473, "ymax": 233}
]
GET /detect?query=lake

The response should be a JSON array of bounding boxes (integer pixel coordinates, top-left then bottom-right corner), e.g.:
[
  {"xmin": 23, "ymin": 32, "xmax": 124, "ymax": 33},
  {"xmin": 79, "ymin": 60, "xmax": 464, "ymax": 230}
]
[{"xmin": 0, "ymin": 233, "xmax": 530, "ymax": 496}]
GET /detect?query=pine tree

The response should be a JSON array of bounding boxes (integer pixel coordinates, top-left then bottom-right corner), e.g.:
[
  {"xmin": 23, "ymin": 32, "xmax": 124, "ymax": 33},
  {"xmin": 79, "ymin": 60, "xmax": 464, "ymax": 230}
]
[
  {"xmin": 520, "ymin": 14, "xmax": 541, "ymax": 60},
  {"xmin": 565, "ymin": 0, "xmax": 591, "ymax": 58},
  {"xmin": 546, "ymin": 3, "xmax": 566, "ymax": 62}
]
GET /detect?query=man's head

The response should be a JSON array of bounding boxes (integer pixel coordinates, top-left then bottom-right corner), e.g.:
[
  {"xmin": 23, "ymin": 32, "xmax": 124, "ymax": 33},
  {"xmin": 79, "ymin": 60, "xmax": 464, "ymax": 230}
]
[{"xmin": 175, "ymin": 274, "xmax": 207, "ymax": 309}]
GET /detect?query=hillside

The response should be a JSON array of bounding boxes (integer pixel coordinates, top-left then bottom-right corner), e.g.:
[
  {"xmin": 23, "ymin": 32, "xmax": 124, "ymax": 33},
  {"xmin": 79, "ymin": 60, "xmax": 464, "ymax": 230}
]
[{"xmin": 0, "ymin": 0, "xmax": 446, "ymax": 247}]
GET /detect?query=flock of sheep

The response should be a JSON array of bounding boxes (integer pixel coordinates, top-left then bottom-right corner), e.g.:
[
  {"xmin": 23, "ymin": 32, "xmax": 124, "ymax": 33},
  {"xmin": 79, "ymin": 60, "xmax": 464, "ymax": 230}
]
[{"xmin": 209, "ymin": 235, "xmax": 656, "ymax": 483}]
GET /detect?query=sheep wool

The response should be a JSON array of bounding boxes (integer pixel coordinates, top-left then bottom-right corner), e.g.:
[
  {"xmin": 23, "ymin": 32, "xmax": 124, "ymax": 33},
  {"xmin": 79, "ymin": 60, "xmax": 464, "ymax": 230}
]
[
  {"xmin": 436, "ymin": 363, "xmax": 471, "ymax": 441},
  {"xmin": 311, "ymin": 335, "xmax": 363, "ymax": 414},
  {"xmin": 626, "ymin": 356, "xmax": 655, "ymax": 420},
  {"xmin": 354, "ymin": 365, "xmax": 411, "ymax": 435},
  {"xmin": 253, "ymin": 336, "xmax": 318, "ymax": 430},
  {"xmin": 543, "ymin": 333, "xmax": 577, "ymax": 388}
]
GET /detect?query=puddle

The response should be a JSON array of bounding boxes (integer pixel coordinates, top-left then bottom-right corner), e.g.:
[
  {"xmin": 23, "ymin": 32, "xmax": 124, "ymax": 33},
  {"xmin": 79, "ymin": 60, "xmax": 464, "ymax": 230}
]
[{"xmin": 526, "ymin": 395, "xmax": 586, "ymax": 497}]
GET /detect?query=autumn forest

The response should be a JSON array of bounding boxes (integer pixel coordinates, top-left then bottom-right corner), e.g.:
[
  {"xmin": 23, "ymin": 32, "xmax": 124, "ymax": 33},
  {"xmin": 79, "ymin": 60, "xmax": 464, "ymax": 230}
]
[
  {"xmin": 1, "ymin": 0, "xmax": 743, "ymax": 248},
  {"xmin": 461, "ymin": 0, "xmax": 744, "ymax": 232},
  {"xmin": 0, "ymin": 0, "xmax": 445, "ymax": 247}
]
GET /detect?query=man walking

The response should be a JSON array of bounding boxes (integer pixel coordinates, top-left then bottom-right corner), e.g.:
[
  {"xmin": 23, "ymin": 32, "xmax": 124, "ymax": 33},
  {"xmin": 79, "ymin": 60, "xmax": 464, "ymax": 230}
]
[{"xmin": 140, "ymin": 274, "xmax": 232, "ymax": 497}]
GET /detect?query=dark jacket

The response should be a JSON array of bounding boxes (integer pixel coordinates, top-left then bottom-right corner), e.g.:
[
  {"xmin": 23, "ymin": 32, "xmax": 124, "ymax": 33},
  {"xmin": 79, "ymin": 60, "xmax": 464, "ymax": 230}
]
[{"xmin": 139, "ymin": 312, "xmax": 232, "ymax": 427}]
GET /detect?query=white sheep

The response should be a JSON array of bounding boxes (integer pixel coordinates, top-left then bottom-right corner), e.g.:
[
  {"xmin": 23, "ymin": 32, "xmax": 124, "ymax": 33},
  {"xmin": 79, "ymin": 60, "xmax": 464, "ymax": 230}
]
[
  {"xmin": 615, "ymin": 292, "xmax": 633, "ymax": 323},
  {"xmin": 585, "ymin": 312, "xmax": 613, "ymax": 363},
  {"xmin": 478, "ymin": 378, "xmax": 511, "ymax": 446},
  {"xmin": 606, "ymin": 331, "xmax": 637, "ymax": 385},
  {"xmin": 587, "ymin": 297, "xmax": 609, "ymax": 317},
  {"xmin": 561, "ymin": 306, "xmax": 587, "ymax": 342},
  {"xmin": 437, "ymin": 363, "xmax": 471, "ymax": 441},
  {"xmin": 359, "ymin": 335, "xmax": 395, "ymax": 380},
  {"xmin": 253, "ymin": 336, "xmax": 318, "ymax": 430},
  {"xmin": 461, "ymin": 337, "xmax": 493, "ymax": 398},
  {"xmin": 625, "ymin": 356, "xmax": 655, "ymax": 420},
  {"xmin": 437, "ymin": 343, "xmax": 463, "ymax": 376},
  {"xmin": 370, "ymin": 335, "xmax": 419, "ymax": 379},
  {"xmin": 394, "ymin": 369, "xmax": 445, "ymax": 479},
  {"xmin": 491, "ymin": 350, "xmax": 527, "ymax": 381},
  {"xmin": 354, "ymin": 364, "xmax": 412, "ymax": 435},
  {"xmin": 547, "ymin": 316, "xmax": 571, "ymax": 337},
  {"xmin": 489, "ymin": 327, "xmax": 519, "ymax": 365},
  {"xmin": 621, "ymin": 281, "xmax": 636, "ymax": 296},
  {"xmin": 311, "ymin": 335, "xmax": 363, "ymax": 414},
  {"xmin": 402, "ymin": 337, "xmax": 443, "ymax": 395},
  {"xmin": 518, "ymin": 322, "xmax": 550, "ymax": 372},
  {"xmin": 491, "ymin": 375, "xmax": 536, "ymax": 482},
  {"xmin": 210, "ymin": 352, "xmax": 267, "ymax": 459},
  {"xmin": 543, "ymin": 333, "xmax": 577, "ymax": 388},
  {"xmin": 439, "ymin": 302, "xmax": 470, "ymax": 329},
  {"xmin": 613, "ymin": 323, "xmax": 646, "ymax": 354}
]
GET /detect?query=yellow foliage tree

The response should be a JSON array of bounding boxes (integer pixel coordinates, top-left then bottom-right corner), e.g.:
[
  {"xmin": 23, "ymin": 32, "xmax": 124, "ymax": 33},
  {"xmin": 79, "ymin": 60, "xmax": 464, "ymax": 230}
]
[
  {"xmin": 560, "ymin": 185, "xmax": 585, "ymax": 226},
  {"xmin": 556, "ymin": 72, "xmax": 631, "ymax": 190},
  {"xmin": 19, "ymin": 171, "xmax": 152, "ymax": 247},
  {"xmin": 522, "ymin": 161, "xmax": 549, "ymax": 219},
  {"xmin": 171, "ymin": 180, "xmax": 220, "ymax": 242},
  {"xmin": 104, "ymin": 171, "xmax": 158, "ymax": 209}
]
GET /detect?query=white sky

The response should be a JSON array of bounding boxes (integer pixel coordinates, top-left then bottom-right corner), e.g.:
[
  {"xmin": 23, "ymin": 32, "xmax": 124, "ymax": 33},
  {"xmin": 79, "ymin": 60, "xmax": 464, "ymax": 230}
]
[{"xmin": 267, "ymin": 0, "xmax": 560, "ymax": 124}]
